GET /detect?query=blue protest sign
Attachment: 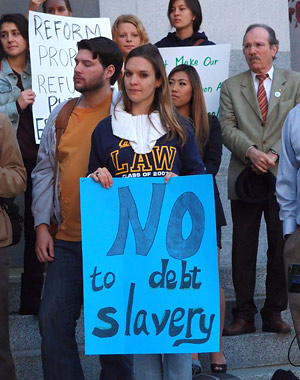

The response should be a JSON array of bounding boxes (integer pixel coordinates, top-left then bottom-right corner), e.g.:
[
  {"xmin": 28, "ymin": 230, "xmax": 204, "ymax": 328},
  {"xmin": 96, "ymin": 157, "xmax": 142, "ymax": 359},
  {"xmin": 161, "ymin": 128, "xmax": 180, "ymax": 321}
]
[{"xmin": 80, "ymin": 174, "xmax": 219, "ymax": 355}]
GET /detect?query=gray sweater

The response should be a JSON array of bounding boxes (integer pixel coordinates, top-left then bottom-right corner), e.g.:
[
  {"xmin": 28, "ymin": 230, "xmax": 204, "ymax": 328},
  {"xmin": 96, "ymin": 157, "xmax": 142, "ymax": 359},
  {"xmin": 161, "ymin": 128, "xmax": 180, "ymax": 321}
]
[{"xmin": 31, "ymin": 88, "xmax": 119, "ymax": 228}]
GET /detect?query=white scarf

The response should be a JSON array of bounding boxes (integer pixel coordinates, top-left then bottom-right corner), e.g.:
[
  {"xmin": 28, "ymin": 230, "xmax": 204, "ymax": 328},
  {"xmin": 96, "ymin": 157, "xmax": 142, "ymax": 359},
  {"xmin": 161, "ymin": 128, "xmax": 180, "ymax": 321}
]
[{"xmin": 111, "ymin": 102, "xmax": 167, "ymax": 154}]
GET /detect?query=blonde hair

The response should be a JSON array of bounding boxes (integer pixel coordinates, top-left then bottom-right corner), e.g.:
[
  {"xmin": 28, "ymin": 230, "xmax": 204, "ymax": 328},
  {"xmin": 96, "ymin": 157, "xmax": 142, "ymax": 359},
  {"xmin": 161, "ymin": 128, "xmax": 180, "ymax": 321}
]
[
  {"xmin": 112, "ymin": 14, "xmax": 149, "ymax": 45},
  {"xmin": 118, "ymin": 44, "xmax": 187, "ymax": 145}
]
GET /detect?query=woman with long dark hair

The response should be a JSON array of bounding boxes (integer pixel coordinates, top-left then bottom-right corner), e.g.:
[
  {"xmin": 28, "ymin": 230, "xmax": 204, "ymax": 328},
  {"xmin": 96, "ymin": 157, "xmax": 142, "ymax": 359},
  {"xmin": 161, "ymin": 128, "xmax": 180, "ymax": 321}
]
[
  {"xmin": 0, "ymin": 13, "xmax": 43, "ymax": 315},
  {"xmin": 155, "ymin": 0, "xmax": 214, "ymax": 47},
  {"xmin": 168, "ymin": 64, "xmax": 227, "ymax": 374},
  {"xmin": 89, "ymin": 44, "xmax": 205, "ymax": 380}
]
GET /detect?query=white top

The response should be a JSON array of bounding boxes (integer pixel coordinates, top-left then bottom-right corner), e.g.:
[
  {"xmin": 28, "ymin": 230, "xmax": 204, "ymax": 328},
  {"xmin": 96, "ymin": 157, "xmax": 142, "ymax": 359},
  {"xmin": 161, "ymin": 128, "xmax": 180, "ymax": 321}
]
[{"xmin": 112, "ymin": 102, "xmax": 167, "ymax": 154}]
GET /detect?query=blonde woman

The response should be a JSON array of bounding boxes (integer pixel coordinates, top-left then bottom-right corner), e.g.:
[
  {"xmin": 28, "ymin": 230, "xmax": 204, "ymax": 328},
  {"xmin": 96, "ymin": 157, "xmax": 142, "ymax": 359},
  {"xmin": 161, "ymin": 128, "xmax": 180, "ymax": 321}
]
[
  {"xmin": 112, "ymin": 14, "xmax": 149, "ymax": 60},
  {"xmin": 112, "ymin": 14, "xmax": 149, "ymax": 87}
]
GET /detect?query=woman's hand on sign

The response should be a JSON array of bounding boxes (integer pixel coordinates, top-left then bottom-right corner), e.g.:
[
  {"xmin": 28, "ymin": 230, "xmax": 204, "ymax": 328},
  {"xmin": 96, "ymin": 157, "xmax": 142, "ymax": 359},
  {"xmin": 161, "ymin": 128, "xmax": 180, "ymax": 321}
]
[
  {"xmin": 164, "ymin": 171, "xmax": 178, "ymax": 184},
  {"xmin": 90, "ymin": 167, "xmax": 113, "ymax": 189},
  {"xmin": 17, "ymin": 89, "xmax": 36, "ymax": 110}
]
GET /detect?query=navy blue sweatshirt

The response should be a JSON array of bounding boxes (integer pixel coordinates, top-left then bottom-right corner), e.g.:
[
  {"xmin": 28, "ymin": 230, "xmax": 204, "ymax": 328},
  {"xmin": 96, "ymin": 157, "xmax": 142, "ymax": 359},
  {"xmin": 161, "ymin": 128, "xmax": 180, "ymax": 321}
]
[
  {"xmin": 155, "ymin": 31, "xmax": 215, "ymax": 48},
  {"xmin": 88, "ymin": 115, "xmax": 205, "ymax": 178}
]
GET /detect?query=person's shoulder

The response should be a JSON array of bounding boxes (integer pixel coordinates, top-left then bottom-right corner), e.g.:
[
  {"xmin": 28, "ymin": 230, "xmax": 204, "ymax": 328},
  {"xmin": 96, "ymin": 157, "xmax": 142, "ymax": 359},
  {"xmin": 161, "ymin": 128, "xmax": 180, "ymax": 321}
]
[
  {"xmin": 208, "ymin": 113, "xmax": 220, "ymax": 126},
  {"xmin": 201, "ymin": 40, "xmax": 215, "ymax": 46},
  {"xmin": 0, "ymin": 112, "xmax": 10, "ymax": 125},
  {"xmin": 93, "ymin": 115, "xmax": 112, "ymax": 136},
  {"xmin": 286, "ymin": 102, "xmax": 300, "ymax": 120},
  {"xmin": 222, "ymin": 70, "xmax": 250, "ymax": 88},
  {"xmin": 0, "ymin": 113, "xmax": 14, "ymax": 145},
  {"xmin": 52, "ymin": 100, "xmax": 69, "ymax": 117},
  {"xmin": 193, "ymin": 31, "xmax": 215, "ymax": 45},
  {"xmin": 178, "ymin": 115, "xmax": 194, "ymax": 135},
  {"xmin": 50, "ymin": 97, "xmax": 80, "ymax": 124},
  {"xmin": 0, "ymin": 58, "xmax": 12, "ymax": 74},
  {"xmin": 155, "ymin": 32, "xmax": 176, "ymax": 47},
  {"xmin": 274, "ymin": 67, "xmax": 300, "ymax": 82},
  {"xmin": 0, "ymin": 113, "xmax": 11, "ymax": 138}
]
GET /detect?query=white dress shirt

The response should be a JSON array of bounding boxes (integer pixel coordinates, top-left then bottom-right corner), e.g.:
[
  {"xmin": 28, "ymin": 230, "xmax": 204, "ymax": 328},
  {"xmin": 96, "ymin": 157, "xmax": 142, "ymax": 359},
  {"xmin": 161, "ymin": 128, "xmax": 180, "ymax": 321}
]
[{"xmin": 251, "ymin": 66, "xmax": 274, "ymax": 102}]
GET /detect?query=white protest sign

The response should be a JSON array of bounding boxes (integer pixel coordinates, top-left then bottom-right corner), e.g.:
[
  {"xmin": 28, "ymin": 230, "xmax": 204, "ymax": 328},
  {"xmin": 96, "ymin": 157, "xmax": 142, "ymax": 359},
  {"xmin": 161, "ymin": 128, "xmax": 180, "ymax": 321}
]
[
  {"xmin": 159, "ymin": 45, "xmax": 231, "ymax": 117},
  {"xmin": 29, "ymin": 12, "xmax": 112, "ymax": 143}
]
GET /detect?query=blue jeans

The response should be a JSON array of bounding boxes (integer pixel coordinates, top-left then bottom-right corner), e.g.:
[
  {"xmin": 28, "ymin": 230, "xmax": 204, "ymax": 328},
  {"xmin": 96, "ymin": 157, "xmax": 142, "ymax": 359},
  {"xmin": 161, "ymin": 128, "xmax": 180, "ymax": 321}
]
[
  {"xmin": 134, "ymin": 354, "xmax": 192, "ymax": 380},
  {"xmin": 39, "ymin": 239, "xmax": 133, "ymax": 380}
]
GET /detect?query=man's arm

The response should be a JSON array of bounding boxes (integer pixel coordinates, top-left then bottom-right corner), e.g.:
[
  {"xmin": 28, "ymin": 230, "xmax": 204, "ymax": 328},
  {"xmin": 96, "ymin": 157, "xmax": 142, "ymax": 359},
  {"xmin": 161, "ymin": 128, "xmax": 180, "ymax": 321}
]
[
  {"xmin": 276, "ymin": 106, "xmax": 300, "ymax": 237},
  {"xmin": 219, "ymin": 80, "xmax": 257, "ymax": 163},
  {"xmin": 31, "ymin": 113, "xmax": 58, "ymax": 263},
  {"xmin": 220, "ymin": 80, "xmax": 274, "ymax": 173}
]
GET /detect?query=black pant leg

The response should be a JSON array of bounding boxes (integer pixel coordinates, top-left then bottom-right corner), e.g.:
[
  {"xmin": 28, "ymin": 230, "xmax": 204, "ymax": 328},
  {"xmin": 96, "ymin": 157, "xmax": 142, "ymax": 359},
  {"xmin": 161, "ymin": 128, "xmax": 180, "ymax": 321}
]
[
  {"xmin": 231, "ymin": 200, "xmax": 263, "ymax": 321},
  {"xmin": 19, "ymin": 160, "xmax": 44, "ymax": 315},
  {"xmin": 261, "ymin": 195, "xmax": 287, "ymax": 319}
]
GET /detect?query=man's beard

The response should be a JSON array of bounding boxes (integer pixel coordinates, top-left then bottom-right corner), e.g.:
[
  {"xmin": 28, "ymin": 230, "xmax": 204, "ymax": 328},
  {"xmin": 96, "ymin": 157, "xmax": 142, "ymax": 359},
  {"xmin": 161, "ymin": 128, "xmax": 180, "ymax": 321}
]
[{"xmin": 74, "ymin": 73, "xmax": 105, "ymax": 93}]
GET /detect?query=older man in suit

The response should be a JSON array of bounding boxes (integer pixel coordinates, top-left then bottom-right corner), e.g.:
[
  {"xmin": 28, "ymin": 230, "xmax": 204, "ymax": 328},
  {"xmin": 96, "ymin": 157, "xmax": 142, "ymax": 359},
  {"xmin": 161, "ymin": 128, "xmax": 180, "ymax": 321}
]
[{"xmin": 220, "ymin": 24, "xmax": 300, "ymax": 335}]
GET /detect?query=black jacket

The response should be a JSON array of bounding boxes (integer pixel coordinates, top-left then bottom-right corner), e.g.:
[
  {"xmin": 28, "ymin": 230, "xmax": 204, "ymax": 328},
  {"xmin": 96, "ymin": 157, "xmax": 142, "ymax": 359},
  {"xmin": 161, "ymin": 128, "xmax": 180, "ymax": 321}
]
[{"xmin": 155, "ymin": 31, "xmax": 215, "ymax": 48}]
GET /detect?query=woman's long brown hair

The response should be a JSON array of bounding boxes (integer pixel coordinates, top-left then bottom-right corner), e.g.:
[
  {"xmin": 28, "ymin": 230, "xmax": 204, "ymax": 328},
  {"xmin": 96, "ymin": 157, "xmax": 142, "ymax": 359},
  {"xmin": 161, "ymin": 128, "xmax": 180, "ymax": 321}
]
[{"xmin": 118, "ymin": 44, "xmax": 188, "ymax": 145}]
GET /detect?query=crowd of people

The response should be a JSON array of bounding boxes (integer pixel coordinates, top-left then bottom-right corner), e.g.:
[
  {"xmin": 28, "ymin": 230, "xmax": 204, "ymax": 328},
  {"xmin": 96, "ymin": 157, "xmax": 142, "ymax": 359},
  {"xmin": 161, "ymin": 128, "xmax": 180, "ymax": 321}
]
[{"xmin": 0, "ymin": 0, "xmax": 299, "ymax": 379}]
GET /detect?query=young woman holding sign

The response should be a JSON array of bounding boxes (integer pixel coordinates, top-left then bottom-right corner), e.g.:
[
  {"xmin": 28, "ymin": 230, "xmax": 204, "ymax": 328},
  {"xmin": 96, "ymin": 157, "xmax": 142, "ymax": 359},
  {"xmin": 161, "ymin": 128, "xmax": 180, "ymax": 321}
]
[
  {"xmin": 89, "ymin": 44, "xmax": 205, "ymax": 380},
  {"xmin": 155, "ymin": 0, "xmax": 214, "ymax": 47},
  {"xmin": 0, "ymin": 13, "xmax": 43, "ymax": 316},
  {"xmin": 168, "ymin": 64, "xmax": 227, "ymax": 374}
]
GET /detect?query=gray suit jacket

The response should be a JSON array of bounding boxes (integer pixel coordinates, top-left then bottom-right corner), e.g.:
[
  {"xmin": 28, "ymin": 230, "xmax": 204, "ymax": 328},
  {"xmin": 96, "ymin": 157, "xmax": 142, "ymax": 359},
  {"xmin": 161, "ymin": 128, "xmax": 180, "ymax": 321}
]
[{"xmin": 219, "ymin": 67, "xmax": 300, "ymax": 199}]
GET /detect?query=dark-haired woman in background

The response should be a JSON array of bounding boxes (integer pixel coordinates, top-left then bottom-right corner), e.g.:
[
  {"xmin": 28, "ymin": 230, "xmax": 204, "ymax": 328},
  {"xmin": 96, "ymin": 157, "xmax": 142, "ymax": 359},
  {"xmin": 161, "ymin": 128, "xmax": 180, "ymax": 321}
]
[
  {"xmin": 0, "ymin": 13, "xmax": 43, "ymax": 315},
  {"xmin": 168, "ymin": 64, "xmax": 227, "ymax": 375},
  {"xmin": 27, "ymin": 0, "xmax": 72, "ymax": 17},
  {"xmin": 155, "ymin": 0, "xmax": 214, "ymax": 47}
]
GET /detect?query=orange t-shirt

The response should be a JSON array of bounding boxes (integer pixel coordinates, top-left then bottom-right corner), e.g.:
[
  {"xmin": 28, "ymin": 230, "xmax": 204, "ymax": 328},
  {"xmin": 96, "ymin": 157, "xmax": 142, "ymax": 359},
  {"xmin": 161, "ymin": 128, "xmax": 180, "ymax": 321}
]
[{"xmin": 56, "ymin": 92, "xmax": 112, "ymax": 241}]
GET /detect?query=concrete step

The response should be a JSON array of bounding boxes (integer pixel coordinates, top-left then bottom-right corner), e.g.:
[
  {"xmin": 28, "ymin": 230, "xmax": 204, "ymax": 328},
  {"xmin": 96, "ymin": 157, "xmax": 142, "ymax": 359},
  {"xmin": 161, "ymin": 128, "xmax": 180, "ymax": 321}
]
[
  {"xmin": 10, "ymin": 313, "xmax": 83, "ymax": 352},
  {"xmin": 198, "ymin": 329, "xmax": 299, "ymax": 372},
  {"xmin": 11, "ymin": 314, "xmax": 100, "ymax": 380},
  {"xmin": 13, "ymin": 347, "xmax": 100, "ymax": 380},
  {"xmin": 224, "ymin": 364, "xmax": 300, "ymax": 380},
  {"xmin": 10, "ymin": 314, "xmax": 299, "ymax": 370}
]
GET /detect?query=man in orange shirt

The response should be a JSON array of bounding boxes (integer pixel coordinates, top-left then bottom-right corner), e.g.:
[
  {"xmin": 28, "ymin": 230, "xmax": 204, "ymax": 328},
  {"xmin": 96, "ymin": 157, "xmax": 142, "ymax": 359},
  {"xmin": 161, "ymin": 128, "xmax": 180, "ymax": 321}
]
[{"xmin": 31, "ymin": 37, "xmax": 127, "ymax": 380}]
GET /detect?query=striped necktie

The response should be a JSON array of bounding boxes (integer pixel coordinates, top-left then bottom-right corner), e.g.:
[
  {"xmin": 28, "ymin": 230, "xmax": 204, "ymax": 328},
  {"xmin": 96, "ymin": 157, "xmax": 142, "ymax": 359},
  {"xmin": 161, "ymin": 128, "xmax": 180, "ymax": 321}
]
[{"xmin": 256, "ymin": 74, "xmax": 269, "ymax": 122}]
